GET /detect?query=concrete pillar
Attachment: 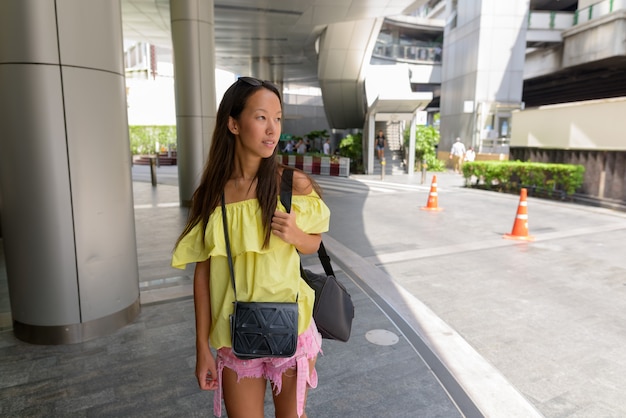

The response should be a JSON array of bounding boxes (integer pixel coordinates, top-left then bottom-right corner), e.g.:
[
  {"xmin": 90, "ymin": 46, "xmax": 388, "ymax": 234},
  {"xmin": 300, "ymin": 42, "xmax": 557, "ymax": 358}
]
[
  {"xmin": 0, "ymin": 0, "xmax": 140, "ymax": 344},
  {"xmin": 251, "ymin": 57, "xmax": 272, "ymax": 80},
  {"xmin": 439, "ymin": 0, "xmax": 529, "ymax": 153},
  {"xmin": 170, "ymin": 0, "xmax": 217, "ymax": 206},
  {"xmin": 408, "ymin": 113, "xmax": 417, "ymax": 176}
]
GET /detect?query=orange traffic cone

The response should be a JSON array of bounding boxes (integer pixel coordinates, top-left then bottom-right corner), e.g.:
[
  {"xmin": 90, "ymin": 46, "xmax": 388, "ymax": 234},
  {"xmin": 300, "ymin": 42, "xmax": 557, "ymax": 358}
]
[
  {"xmin": 503, "ymin": 188, "xmax": 535, "ymax": 241},
  {"xmin": 421, "ymin": 175, "xmax": 443, "ymax": 211}
]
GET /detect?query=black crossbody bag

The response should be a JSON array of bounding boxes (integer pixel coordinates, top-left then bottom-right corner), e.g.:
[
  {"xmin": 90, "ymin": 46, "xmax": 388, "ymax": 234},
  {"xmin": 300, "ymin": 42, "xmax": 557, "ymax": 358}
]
[
  {"xmin": 221, "ymin": 194, "xmax": 298, "ymax": 359},
  {"xmin": 280, "ymin": 169, "xmax": 354, "ymax": 342}
]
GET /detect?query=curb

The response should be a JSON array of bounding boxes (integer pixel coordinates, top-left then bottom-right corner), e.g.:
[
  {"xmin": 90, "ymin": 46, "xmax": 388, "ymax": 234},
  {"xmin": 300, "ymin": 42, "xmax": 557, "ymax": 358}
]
[{"xmin": 323, "ymin": 234, "xmax": 543, "ymax": 418}]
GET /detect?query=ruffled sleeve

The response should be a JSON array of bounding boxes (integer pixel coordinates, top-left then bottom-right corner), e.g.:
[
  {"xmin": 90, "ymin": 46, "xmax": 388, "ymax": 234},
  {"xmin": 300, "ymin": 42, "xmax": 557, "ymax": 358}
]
[
  {"xmin": 171, "ymin": 199, "xmax": 267, "ymax": 269},
  {"xmin": 172, "ymin": 192, "xmax": 329, "ymax": 269},
  {"xmin": 282, "ymin": 190, "xmax": 330, "ymax": 234},
  {"xmin": 171, "ymin": 223, "xmax": 212, "ymax": 270}
]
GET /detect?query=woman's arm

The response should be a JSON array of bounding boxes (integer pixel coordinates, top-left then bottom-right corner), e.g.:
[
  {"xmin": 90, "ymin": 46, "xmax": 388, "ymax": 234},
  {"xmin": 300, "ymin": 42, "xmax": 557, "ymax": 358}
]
[
  {"xmin": 193, "ymin": 259, "xmax": 218, "ymax": 390},
  {"xmin": 271, "ymin": 170, "xmax": 323, "ymax": 254},
  {"xmin": 271, "ymin": 210, "xmax": 322, "ymax": 254}
]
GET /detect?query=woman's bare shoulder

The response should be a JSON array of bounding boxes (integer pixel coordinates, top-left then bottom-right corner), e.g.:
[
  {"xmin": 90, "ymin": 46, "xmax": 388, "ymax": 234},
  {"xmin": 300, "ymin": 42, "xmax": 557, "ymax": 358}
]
[{"xmin": 291, "ymin": 169, "xmax": 314, "ymax": 196}]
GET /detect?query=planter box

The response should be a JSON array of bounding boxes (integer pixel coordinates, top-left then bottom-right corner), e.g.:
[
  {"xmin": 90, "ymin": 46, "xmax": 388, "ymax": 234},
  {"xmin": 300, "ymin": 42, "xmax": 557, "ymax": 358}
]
[
  {"xmin": 338, "ymin": 157, "xmax": 350, "ymax": 176},
  {"xmin": 303, "ymin": 156, "xmax": 313, "ymax": 173},
  {"xmin": 278, "ymin": 155, "xmax": 350, "ymax": 177},
  {"xmin": 294, "ymin": 155, "xmax": 303, "ymax": 170},
  {"xmin": 287, "ymin": 154, "xmax": 296, "ymax": 167},
  {"xmin": 319, "ymin": 158, "xmax": 329, "ymax": 175}
]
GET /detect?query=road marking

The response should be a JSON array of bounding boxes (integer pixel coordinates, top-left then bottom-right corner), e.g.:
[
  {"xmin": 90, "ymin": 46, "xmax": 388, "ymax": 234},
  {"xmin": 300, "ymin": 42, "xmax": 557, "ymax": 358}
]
[
  {"xmin": 364, "ymin": 222, "xmax": 626, "ymax": 265},
  {"xmin": 134, "ymin": 202, "xmax": 180, "ymax": 209},
  {"xmin": 315, "ymin": 177, "xmax": 429, "ymax": 195}
]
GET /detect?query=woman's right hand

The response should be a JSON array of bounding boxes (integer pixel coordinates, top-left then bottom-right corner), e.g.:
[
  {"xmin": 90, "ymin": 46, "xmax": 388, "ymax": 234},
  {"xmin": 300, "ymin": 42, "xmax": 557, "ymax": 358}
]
[{"xmin": 196, "ymin": 346, "xmax": 218, "ymax": 391}]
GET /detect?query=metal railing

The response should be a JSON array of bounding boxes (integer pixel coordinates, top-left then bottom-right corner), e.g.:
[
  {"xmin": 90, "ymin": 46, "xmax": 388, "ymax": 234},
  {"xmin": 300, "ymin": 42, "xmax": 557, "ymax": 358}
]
[
  {"xmin": 574, "ymin": 0, "xmax": 626, "ymax": 25},
  {"xmin": 527, "ymin": 0, "xmax": 625, "ymax": 32},
  {"xmin": 527, "ymin": 11, "xmax": 575, "ymax": 30},
  {"xmin": 478, "ymin": 137, "xmax": 510, "ymax": 155},
  {"xmin": 372, "ymin": 41, "xmax": 442, "ymax": 64}
]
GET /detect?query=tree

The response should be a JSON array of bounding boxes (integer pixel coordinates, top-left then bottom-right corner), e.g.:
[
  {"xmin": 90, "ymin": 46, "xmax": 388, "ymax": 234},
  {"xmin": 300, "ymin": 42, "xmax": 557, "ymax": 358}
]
[
  {"xmin": 338, "ymin": 132, "xmax": 363, "ymax": 173},
  {"xmin": 403, "ymin": 124, "xmax": 445, "ymax": 172},
  {"xmin": 128, "ymin": 125, "xmax": 177, "ymax": 155}
]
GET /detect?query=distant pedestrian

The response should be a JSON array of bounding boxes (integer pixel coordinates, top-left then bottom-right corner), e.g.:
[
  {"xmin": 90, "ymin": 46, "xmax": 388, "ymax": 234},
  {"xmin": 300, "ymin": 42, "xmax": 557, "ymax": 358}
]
[
  {"xmin": 449, "ymin": 137, "xmax": 466, "ymax": 173},
  {"xmin": 464, "ymin": 147, "xmax": 475, "ymax": 162},
  {"xmin": 323, "ymin": 138, "xmax": 330, "ymax": 155},
  {"xmin": 375, "ymin": 130, "xmax": 386, "ymax": 161},
  {"xmin": 296, "ymin": 139, "xmax": 307, "ymax": 154}
]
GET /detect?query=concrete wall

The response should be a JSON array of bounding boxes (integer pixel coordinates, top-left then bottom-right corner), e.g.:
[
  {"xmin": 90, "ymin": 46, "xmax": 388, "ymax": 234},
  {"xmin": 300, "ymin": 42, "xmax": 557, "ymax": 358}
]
[
  {"xmin": 408, "ymin": 63, "xmax": 442, "ymax": 84},
  {"xmin": 524, "ymin": 46, "xmax": 563, "ymax": 79},
  {"xmin": 511, "ymin": 97, "xmax": 626, "ymax": 202},
  {"xmin": 562, "ymin": 10, "xmax": 626, "ymax": 68},
  {"xmin": 511, "ymin": 97, "xmax": 626, "ymax": 150},
  {"xmin": 578, "ymin": 0, "xmax": 598, "ymax": 9},
  {"xmin": 282, "ymin": 104, "xmax": 330, "ymax": 139},
  {"xmin": 509, "ymin": 147, "xmax": 626, "ymax": 203}
]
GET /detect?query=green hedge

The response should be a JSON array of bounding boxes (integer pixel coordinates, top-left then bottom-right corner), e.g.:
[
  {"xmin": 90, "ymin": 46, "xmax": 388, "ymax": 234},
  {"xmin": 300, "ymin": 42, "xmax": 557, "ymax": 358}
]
[
  {"xmin": 128, "ymin": 125, "xmax": 177, "ymax": 155},
  {"xmin": 462, "ymin": 161, "xmax": 585, "ymax": 196}
]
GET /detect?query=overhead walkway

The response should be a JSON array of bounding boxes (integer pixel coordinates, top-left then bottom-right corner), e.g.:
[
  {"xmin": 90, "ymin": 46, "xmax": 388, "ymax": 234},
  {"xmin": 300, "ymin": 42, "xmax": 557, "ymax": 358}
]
[
  {"xmin": 524, "ymin": 4, "xmax": 626, "ymax": 107},
  {"xmin": 317, "ymin": 15, "xmax": 442, "ymax": 131}
]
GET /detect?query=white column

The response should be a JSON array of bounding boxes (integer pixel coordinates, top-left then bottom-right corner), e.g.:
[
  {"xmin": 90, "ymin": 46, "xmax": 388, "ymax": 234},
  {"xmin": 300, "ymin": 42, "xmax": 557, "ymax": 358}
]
[
  {"xmin": 0, "ymin": 0, "xmax": 140, "ymax": 344},
  {"xmin": 251, "ymin": 57, "xmax": 272, "ymax": 80},
  {"xmin": 170, "ymin": 0, "xmax": 217, "ymax": 205},
  {"xmin": 439, "ymin": 0, "xmax": 529, "ymax": 153}
]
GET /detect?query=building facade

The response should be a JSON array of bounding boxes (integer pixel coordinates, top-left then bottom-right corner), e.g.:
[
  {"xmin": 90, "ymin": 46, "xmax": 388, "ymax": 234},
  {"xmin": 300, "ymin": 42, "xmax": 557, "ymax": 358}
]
[{"xmin": 426, "ymin": 0, "xmax": 626, "ymax": 204}]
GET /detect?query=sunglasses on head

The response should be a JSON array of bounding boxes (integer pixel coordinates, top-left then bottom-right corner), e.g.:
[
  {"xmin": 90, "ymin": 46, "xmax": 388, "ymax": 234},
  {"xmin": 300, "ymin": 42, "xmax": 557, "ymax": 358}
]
[{"xmin": 237, "ymin": 76, "xmax": 277, "ymax": 89}]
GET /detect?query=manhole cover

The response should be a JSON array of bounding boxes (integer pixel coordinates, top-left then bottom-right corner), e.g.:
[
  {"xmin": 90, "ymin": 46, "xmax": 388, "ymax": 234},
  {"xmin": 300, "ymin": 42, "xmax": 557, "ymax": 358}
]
[{"xmin": 365, "ymin": 329, "xmax": 399, "ymax": 346}]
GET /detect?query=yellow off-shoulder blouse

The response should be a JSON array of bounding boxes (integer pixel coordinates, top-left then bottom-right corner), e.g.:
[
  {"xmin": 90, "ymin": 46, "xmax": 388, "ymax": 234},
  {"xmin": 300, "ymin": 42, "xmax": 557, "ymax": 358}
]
[{"xmin": 172, "ymin": 191, "xmax": 330, "ymax": 349}]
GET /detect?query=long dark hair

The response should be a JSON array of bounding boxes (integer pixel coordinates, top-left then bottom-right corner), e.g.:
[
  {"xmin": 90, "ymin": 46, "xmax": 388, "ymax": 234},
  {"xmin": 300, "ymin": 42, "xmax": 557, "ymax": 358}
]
[{"xmin": 176, "ymin": 77, "xmax": 283, "ymax": 249}]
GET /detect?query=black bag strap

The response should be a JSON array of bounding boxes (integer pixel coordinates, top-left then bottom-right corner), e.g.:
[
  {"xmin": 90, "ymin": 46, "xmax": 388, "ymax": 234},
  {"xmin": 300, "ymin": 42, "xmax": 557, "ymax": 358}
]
[
  {"xmin": 280, "ymin": 168, "xmax": 293, "ymax": 215},
  {"xmin": 280, "ymin": 169, "xmax": 335, "ymax": 277},
  {"xmin": 221, "ymin": 194, "xmax": 238, "ymax": 301},
  {"xmin": 316, "ymin": 241, "xmax": 334, "ymax": 277},
  {"xmin": 223, "ymin": 189, "xmax": 298, "ymax": 303}
]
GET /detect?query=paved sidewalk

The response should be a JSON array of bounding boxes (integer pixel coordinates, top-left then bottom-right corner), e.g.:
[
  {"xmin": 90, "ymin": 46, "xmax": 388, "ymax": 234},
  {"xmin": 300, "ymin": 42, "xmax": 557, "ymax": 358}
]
[
  {"xmin": 0, "ymin": 165, "xmax": 471, "ymax": 417},
  {"xmin": 327, "ymin": 167, "xmax": 626, "ymax": 418},
  {"xmin": 2, "ymin": 161, "xmax": 626, "ymax": 417}
]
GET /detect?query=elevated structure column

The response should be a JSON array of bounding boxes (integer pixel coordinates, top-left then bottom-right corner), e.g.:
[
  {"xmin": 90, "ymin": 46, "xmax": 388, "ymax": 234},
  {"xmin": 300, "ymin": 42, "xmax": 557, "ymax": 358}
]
[
  {"xmin": 0, "ymin": 0, "xmax": 140, "ymax": 344},
  {"xmin": 318, "ymin": 18, "xmax": 384, "ymax": 130},
  {"xmin": 439, "ymin": 0, "xmax": 528, "ymax": 154},
  {"xmin": 170, "ymin": 0, "xmax": 217, "ymax": 205},
  {"xmin": 251, "ymin": 57, "xmax": 272, "ymax": 81}
]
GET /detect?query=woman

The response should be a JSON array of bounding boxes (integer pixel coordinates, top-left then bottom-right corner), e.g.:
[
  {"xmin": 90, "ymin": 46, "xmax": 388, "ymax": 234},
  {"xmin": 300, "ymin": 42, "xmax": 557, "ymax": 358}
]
[
  {"xmin": 375, "ymin": 129, "xmax": 386, "ymax": 161},
  {"xmin": 172, "ymin": 77, "xmax": 330, "ymax": 418}
]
